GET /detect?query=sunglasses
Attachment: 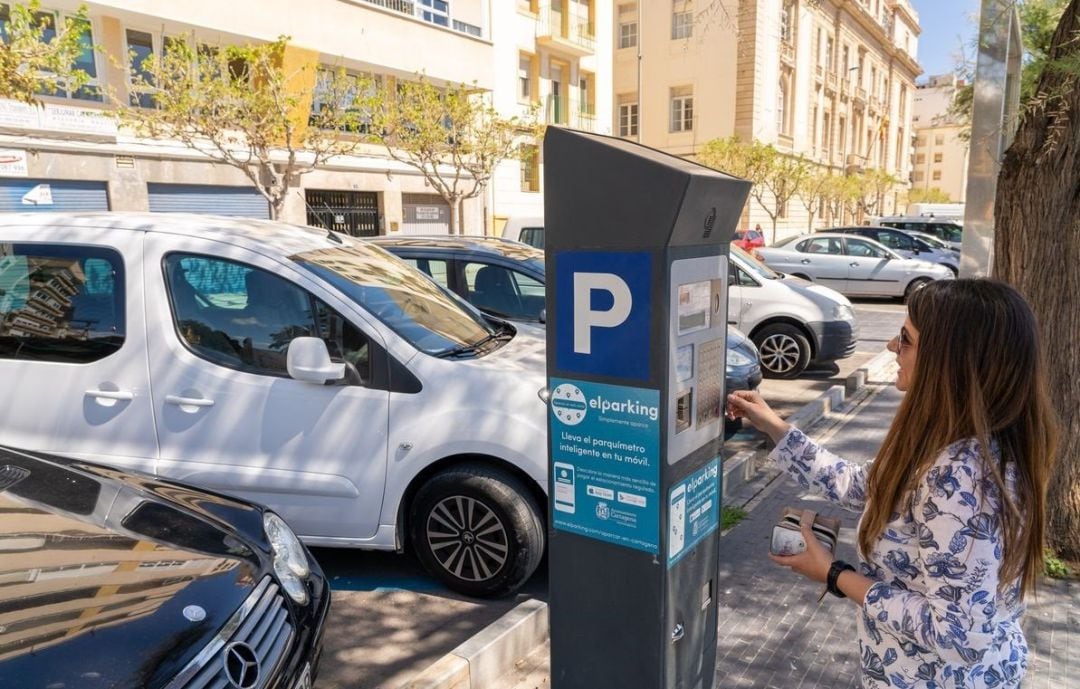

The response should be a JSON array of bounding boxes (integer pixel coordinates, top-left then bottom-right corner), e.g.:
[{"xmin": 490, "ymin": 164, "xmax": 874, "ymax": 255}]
[{"xmin": 897, "ymin": 326, "xmax": 914, "ymax": 352}]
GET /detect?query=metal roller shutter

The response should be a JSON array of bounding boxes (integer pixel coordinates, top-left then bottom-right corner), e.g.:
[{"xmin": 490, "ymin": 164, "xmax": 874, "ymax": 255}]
[
  {"xmin": 148, "ymin": 183, "xmax": 270, "ymax": 219},
  {"xmin": 0, "ymin": 179, "xmax": 109, "ymax": 212},
  {"xmin": 401, "ymin": 193, "xmax": 450, "ymax": 235}
]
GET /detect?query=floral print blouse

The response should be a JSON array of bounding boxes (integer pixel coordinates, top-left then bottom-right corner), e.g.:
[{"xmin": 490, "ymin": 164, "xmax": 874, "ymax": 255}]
[{"xmin": 770, "ymin": 427, "xmax": 1026, "ymax": 689}]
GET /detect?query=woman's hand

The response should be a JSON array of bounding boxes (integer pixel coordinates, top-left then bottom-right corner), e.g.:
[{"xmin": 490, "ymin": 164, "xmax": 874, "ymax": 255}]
[
  {"xmin": 769, "ymin": 509, "xmax": 832, "ymax": 585},
  {"xmin": 726, "ymin": 390, "xmax": 791, "ymax": 443}
]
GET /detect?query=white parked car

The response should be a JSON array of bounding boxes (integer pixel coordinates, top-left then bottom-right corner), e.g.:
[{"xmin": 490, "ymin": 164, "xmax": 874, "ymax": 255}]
[
  {"xmin": 728, "ymin": 247, "xmax": 857, "ymax": 378},
  {"xmin": 0, "ymin": 212, "xmax": 549, "ymax": 597},
  {"xmin": 500, "ymin": 216, "xmax": 545, "ymax": 249},
  {"xmin": 755, "ymin": 233, "xmax": 953, "ymax": 301},
  {"xmin": 825, "ymin": 225, "xmax": 959, "ymax": 275}
]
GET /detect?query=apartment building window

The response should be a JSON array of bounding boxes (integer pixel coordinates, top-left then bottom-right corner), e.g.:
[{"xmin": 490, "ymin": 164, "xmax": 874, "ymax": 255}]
[
  {"xmin": 933, "ymin": 152, "xmax": 943, "ymax": 163},
  {"xmin": 822, "ymin": 112, "xmax": 832, "ymax": 156},
  {"xmin": 672, "ymin": 2, "xmax": 693, "ymax": 40},
  {"xmin": 520, "ymin": 145, "xmax": 540, "ymax": 192},
  {"xmin": 780, "ymin": 0, "xmax": 795, "ymax": 44},
  {"xmin": 16, "ymin": 8, "xmax": 101, "ymax": 101},
  {"xmin": 670, "ymin": 86, "xmax": 693, "ymax": 132},
  {"xmin": 419, "ymin": 0, "xmax": 450, "ymax": 27},
  {"xmin": 899, "ymin": 84, "xmax": 907, "ymax": 119},
  {"xmin": 825, "ymin": 35, "xmax": 834, "ymax": 71},
  {"xmin": 916, "ymin": 153, "xmax": 926, "ymax": 164},
  {"xmin": 916, "ymin": 136, "xmax": 926, "ymax": 147},
  {"xmin": 842, "ymin": 45, "xmax": 850, "ymax": 75},
  {"xmin": 777, "ymin": 77, "xmax": 792, "ymax": 136},
  {"xmin": 618, "ymin": 3, "xmax": 638, "ymax": 48},
  {"xmin": 126, "ymin": 29, "xmax": 156, "ymax": 107},
  {"xmin": 518, "ymin": 53, "xmax": 537, "ymax": 103},
  {"xmin": 838, "ymin": 117, "xmax": 847, "ymax": 156},
  {"xmin": 618, "ymin": 98, "xmax": 638, "ymax": 137},
  {"xmin": 310, "ymin": 69, "xmax": 378, "ymax": 133},
  {"xmin": 816, "ymin": 27, "xmax": 823, "ymax": 65},
  {"xmin": 935, "ymin": 134, "xmax": 944, "ymax": 145},
  {"xmin": 932, "ymin": 170, "xmax": 942, "ymax": 181},
  {"xmin": 914, "ymin": 170, "xmax": 925, "ymax": 182},
  {"xmin": 810, "ymin": 105, "xmax": 818, "ymax": 151}
]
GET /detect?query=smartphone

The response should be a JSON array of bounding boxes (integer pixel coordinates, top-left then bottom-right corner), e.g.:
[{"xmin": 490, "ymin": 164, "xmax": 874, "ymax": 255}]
[
  {"xmin": 770, "ymin": 524, "xmax": 837, "ymax": 556},
  {"xmin": 553, "ymin": 462, "xmax": 576, "ymax": 514}
]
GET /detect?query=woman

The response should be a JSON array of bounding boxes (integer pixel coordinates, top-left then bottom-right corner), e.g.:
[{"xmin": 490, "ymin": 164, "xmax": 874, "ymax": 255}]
[{"xmin": 726, "ymin": 279, "xmax": 1058, "ymax": 689}]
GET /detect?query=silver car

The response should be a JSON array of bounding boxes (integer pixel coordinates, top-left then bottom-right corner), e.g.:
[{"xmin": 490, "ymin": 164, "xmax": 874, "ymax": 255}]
[
  {"xmin": 825, "ymin": 226, "xmax": 959, "ymax": 276},
  {"xmin": 757, "ymin": 233, "xmax": 954, "ymax": 301}
]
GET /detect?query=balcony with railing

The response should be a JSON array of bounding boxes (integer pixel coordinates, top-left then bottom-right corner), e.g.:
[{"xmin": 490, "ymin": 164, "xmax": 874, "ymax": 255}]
[
  {"xmin": 536, "ymin": 6, "xmax": 595, "ymax": 56},
  {"xmin": 356, "ymin": 0, "xmax": 485, "ymax": 39},
  {"xmin": 854, "ymin": 86, "xmax": 867, "ymax": 107},
  {"xmin": 825, "ymin": 71, "xmax": 838, "ymax": 94},
  {"xmin": 575, "ymin": 104, "xmax": 597, "ymax": 132},
  {"xmin": 780, "ymin": 42, "xmax": 795, "ymax": 67},
  {"xmin": 814, "ymin": 64, "xmax": 823, "ymax": 82}
]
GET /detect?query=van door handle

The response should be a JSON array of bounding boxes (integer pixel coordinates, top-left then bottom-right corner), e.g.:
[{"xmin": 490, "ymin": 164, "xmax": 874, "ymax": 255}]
[
  {"xmin": 800, "ymin": 259, "xmax": 812, "ymax": 264},
  {"xmin": 165, "ymin": 395, "xmax": 215, "ymax": 408},
  {"xmin": 849, "ymin": 262, "xmax": 860, "ymax": 267},
  {"xmin": 85, "ymin": 389, "xmax": 135, "ymax": 401}
]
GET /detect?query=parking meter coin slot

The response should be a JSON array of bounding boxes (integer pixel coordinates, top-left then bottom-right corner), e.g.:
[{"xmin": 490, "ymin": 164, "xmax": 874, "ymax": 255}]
[{"xmin": 676, "ymin": 390, "xmax": 693, "ymax": 433}]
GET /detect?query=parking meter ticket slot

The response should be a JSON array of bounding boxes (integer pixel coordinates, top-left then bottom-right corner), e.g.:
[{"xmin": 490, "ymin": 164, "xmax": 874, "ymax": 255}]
[
  {"xmin": 666, "ymin": 459, "xmax": 721, "ymax": 568},
  {"xmin": 549, "ymin": 377, "xmax": 660, "ymax": 555}
]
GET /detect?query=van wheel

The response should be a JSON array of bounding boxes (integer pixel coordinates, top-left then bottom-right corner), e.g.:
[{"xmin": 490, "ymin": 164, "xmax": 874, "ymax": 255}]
[
  {"xmin": 753, "ymin": 324, "xmax": 811, "ymax": 379},
  {"xmin": 410, "ymin": 464, "xmax": 544, "ymax": 598},
  {"xmin": 904, "ymin": 277, "xmax": 932, "ymax": 303}
]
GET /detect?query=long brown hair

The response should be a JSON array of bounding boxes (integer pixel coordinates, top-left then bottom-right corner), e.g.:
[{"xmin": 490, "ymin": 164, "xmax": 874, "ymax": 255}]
[{"xmin": 858, "ymin": 279, "xmax": 1059, "ymax": 598}]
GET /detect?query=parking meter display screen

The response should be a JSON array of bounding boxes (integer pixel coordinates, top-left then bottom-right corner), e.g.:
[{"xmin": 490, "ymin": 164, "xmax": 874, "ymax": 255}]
[{"xmin": 549, "ymin": 377, "xmax": 660, "ymax": 554}]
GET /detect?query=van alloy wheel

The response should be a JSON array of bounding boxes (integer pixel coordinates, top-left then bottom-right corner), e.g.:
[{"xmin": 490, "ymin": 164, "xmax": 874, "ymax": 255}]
[{"xmin": 426, "ymin": 496, "xmax": 509, "ymax": 583}]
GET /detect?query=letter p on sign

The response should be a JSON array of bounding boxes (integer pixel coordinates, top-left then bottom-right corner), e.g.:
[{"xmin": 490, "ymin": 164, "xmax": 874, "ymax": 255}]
[{"xmin": 573, "ymin": 273, "xmax": 632, "ymax": 354}]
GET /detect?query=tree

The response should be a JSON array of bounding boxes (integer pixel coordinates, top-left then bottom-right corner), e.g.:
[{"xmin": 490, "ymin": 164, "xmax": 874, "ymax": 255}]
[
  {"xmin": 0, "ymin": 1, "xmax": 91, "ymax": 105},
  {"xmin": 857, "ymin": 168, "xmax": 900, "ymax": 220},
  {"xmin": 118, "ymin": 36, "xmax": 368, "ymax": 220},
  {"xmin": 820, "ymin": 174, "xmax": 860, "ymax": 226},
  {"xmin": 994, "ymin": 0, "xmax": 1080, "ymax": 563},
  {"xmin": 798, "ymin": 169, "xmax": 832, "ymax": 231},
  {"xmin": 908, "ymin": 187, "xmax": 953, "ymax": 204},
  {"xmin": 364, "ymin": 75, "xmax": 534, "ymax": 234}
]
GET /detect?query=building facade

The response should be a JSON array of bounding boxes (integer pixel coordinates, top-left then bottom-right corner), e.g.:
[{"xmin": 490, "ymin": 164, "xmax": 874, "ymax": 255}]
[
  {"xmin": 612, "ymin": 0, "xmax": 921, "ymax": 240},
  {"xmin": 911, "ymin": 73, "xmax": 969, "ymax": 203},
  {"xmin": 0, "ymin": 0, "xmax": 505, "ymax": 234},
  {"xmin": 488, "ymin": 0, "xmax": 613, "ymax": 233}
]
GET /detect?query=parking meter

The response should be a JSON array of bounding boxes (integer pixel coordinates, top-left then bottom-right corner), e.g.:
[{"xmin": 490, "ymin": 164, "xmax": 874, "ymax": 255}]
[{"xmin": 544, "ymin": 128, "xmax": 750, "ymax": 689}]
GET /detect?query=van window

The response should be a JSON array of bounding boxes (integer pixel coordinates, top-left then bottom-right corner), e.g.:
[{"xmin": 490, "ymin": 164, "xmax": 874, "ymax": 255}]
[
  {"xmin": 462, "ymin": 262, "xmax": 545, "ymax": 321},
  {"xmin": 519, "ymin": 227, "xmax": 544, "ymax": 249},
  {"xmin": 0, "ymin": 244, "xmax": 124, "ymax": 363},
  {"xmin": 164, "ymin": 254, "xmax": 370, "ymax": 381}
]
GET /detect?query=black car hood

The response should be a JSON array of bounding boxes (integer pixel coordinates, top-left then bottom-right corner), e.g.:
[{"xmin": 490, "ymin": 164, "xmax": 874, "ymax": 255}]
[{"xmin": 0, "ymin": 448, "xmax": 265, "ymax": 689}]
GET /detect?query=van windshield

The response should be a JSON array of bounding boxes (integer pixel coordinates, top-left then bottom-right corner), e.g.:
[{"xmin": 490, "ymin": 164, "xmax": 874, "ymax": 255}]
[
  {"xmin": 292, "ymin": 244, "xmax": 496, "ymax": 356},
  {"xmin": 730, "ymin": 245, "xmax": 781, "ymax": 280}
]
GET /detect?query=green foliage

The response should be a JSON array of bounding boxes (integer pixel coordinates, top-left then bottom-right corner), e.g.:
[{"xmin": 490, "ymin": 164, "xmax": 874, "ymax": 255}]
[
  {"xmin": 720, "ymin": 505, "xmax": 747, "ymax": 531},
  {"xmin": 1044, "ymin": 548, "xmax": 1073, "ymax": 578},
  {"xmin": 908, "ymin": 187, "xmax": 953, "ymax": 204},
  {"xmin": 363, "ymin": 75, "xmax": 536, "ymax": 233},
  {"xmin": 118, "ymin": 36, "xmax": 368, "ymax": 219},
  {"xmin": 0, "ymin": 1, "xmax": 91, "ymax": 105}
]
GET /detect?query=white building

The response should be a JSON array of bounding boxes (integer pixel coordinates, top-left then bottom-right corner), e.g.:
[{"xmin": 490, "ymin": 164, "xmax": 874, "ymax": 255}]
[{"xmin": 912, "ymin": 73, "xmax": 969, "ymax": 203}]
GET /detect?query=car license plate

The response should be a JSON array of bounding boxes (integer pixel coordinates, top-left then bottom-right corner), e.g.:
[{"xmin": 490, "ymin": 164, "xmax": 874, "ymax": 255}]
[{"xmin": 293, "ymin": 663, "xmax": 312, "ymax": 689}]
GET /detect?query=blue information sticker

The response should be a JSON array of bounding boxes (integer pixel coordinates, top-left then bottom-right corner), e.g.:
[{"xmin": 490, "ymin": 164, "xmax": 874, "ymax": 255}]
[
  {"xmin": 667, "ymin": 459, "xmax": 720, "ymax": 568},
  {"xmin": 549, "ymin": 377, "xmax": 660, "ymax": 554}
]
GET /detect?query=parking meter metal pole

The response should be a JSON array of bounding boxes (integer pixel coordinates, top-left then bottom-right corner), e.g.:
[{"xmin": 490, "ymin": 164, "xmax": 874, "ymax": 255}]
[{"xmin": 544, "ymin": 128, "xmax": 751, "ymax": 689}]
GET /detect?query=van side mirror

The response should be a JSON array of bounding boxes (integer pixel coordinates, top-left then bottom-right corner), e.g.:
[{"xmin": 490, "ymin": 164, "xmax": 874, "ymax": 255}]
[
  {"xmin": 539, "ymin": 308, "xmax": 547, "ymax": 324},
  {"xmin": 287, "ymin": 337, "xmax": 346, "ymax": 384}
]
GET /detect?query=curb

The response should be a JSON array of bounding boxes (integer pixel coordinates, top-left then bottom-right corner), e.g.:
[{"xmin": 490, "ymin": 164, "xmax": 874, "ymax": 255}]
[{"xmin": 402, "ymin": 348, "xmax": 897, "ymax": 689}]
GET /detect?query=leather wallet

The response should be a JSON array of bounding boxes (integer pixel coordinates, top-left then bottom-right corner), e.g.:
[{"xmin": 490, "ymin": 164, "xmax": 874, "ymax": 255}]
[{"xmin": 770, "ymin": 507, "xmax": 841, "ymax": 556}]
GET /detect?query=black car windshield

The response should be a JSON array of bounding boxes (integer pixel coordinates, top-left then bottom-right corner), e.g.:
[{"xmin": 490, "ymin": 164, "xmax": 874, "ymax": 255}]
[
  {"xmin": 731, "ymin": 245, "xmax": 781, "ymax": 279},
  {"xmin": 292, "ymin": 244, "xmax": 495, "ymax": 355}
]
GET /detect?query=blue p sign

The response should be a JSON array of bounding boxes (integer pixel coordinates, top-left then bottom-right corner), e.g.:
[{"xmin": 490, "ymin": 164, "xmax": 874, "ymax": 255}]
[{"xmin": 555, "ymin": 251, "xmax": 652, "ymax": 380}]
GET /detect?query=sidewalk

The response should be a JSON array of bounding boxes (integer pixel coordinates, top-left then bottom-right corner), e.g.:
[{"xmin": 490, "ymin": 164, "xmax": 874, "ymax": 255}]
[{"xmin": 491, "ymin": 375, "xmax": 1079, "ymax": 689}]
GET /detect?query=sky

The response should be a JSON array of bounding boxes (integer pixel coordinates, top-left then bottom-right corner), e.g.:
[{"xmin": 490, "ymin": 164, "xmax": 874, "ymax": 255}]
[{"xmin": 909, "ymin": 0, "xmax": 982, "ymax": 81}]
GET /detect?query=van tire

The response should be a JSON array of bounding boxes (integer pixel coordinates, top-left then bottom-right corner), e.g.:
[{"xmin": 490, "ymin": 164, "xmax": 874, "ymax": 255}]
[
  {"xmin": 410, "ymin": 464, "xmax": 544, "ymax": 598},
  {"xmin": 753, "ymin": 323, "xmax": 811, "ymax": 379}
]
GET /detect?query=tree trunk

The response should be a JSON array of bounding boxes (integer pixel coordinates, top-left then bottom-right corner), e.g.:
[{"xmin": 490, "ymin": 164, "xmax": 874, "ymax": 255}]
[
  {"xmin": 448, "ymin": 197, "xmax": 460, "ymax": 235},
  {"xmin": 993, "ymin": 0, "xmax": 1080, "ymax": 562}
]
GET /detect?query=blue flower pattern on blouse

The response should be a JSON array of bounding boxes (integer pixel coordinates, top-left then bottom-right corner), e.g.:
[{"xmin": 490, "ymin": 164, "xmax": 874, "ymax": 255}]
[{"xmin": 770, "ymin": 428, "xmax": 1027, "ymax": 688}]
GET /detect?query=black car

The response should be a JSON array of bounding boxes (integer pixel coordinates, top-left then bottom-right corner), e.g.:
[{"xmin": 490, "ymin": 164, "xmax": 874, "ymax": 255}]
[
  {"xmin": 0, "ymin": 445, "xmax": 329, "ymax": 689},
  {"xmin": 370, "ymin": 235, "xmax": 762, "ymax": 437}
]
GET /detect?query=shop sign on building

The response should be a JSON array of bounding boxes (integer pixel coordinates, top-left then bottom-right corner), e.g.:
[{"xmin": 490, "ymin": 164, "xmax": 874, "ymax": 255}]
[{"xmin": 0, "ymin": 150, "xmax": 28, "ymax": 177}]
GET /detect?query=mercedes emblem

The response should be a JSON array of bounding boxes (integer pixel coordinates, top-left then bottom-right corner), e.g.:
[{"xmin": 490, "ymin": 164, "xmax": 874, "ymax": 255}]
[{"xmin": 223, "ymin": 641, "xmax": 260, "ymax": 689}]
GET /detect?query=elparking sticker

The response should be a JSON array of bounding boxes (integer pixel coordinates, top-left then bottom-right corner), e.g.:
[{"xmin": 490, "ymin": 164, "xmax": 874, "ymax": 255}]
[{"xmin": 549, "ymin": 378, "xmax": 660, "ymax": 554}]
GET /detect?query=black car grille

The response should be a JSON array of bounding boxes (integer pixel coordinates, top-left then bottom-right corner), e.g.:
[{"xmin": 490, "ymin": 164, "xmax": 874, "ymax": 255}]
[{"xmin": 167, "ymin": 577, "xmax": 294, "ymax": 689}]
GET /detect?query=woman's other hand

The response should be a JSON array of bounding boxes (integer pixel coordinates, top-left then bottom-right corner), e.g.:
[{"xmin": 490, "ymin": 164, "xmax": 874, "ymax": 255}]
[
  {"xmin": 769, "ymin": 509, "xmax": 832, "ymax": 584},
  {"xmin": 726, "ymin": 390, "xmax": 791, "ymax": 443}
]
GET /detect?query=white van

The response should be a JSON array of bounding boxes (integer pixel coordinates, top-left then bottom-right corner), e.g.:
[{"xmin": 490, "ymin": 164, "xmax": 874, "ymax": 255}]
[
  {"xmin": 501, "ymin": 216, "xmax": 545, "ymax": 248},
  {"xmin": 0, "ymin": 213, "xmax": 548, "ymax": 597},
  {"xmin": 728, "ymin": 246, "xmax": 857, "ymax": 378}
]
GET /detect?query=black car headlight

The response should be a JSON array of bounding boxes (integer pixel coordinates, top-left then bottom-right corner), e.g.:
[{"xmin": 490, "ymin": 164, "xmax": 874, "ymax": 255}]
[{"xmin": 263, "ymin": 512, "xmax": 311, "ymax": 605}]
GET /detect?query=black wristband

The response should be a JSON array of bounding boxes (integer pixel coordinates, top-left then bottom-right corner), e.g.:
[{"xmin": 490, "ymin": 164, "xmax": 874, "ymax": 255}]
[{"xmin": 827, "ymin": 560, "xmax": 856, "ymax": 598}]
